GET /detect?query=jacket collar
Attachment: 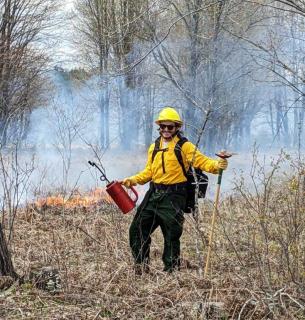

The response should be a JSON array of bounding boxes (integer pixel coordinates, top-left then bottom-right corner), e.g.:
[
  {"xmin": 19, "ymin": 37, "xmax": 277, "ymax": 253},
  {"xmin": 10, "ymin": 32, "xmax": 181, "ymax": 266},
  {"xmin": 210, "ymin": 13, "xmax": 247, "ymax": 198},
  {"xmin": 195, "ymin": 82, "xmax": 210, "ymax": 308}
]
[{"xmin": 160, "ymin": 134, "xmax": 180, "ymax": 148}]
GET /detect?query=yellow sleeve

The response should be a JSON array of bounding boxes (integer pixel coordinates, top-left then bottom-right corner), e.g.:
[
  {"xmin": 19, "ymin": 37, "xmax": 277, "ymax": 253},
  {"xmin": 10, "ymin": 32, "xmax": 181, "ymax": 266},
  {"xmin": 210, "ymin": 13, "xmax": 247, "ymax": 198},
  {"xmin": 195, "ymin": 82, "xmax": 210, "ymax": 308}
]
[
  {"xmin": 182, "ymin": 141, "xmax": 219, "ymax": 174},
  {"xmin": 129, "ymin": 143, "xmax": 154, "ymax": 185}
]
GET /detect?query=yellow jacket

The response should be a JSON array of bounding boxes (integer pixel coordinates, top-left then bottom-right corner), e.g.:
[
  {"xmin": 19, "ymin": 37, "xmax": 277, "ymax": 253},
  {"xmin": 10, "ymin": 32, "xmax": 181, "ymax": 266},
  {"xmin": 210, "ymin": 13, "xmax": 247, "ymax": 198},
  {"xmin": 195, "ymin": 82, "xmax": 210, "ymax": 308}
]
[{"xmin": 130, "ymin": 135, "xmax": 219, "ymax": 185}]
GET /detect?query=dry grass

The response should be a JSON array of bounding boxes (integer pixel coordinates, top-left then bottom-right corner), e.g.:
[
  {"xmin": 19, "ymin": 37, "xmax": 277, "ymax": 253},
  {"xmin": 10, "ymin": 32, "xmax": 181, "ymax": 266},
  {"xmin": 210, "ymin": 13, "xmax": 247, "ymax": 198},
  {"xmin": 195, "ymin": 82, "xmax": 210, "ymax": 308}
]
[{"xmin": 1, "ymin": 168, "xmax": 305, "ymax": 319}]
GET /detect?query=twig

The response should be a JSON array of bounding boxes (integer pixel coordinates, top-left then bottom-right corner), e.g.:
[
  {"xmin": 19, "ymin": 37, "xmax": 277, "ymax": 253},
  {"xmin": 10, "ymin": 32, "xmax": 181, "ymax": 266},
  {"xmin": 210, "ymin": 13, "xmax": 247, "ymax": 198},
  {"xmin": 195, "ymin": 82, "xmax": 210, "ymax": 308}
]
[
  {"xmin": 238, "ymin": 298, "xmax": 257, "ymax": 320},
  {"xmin": 281, "ymin": 292, "xmax": 305, "ymax": 310}
]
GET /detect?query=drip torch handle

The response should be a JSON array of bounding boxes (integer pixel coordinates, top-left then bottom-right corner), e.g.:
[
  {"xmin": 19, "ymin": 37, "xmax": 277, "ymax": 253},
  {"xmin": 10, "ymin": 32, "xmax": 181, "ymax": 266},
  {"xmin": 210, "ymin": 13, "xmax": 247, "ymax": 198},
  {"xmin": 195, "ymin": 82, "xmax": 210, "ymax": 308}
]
[{"xmin": 130, "ymin": 186, "xmax": 139, "ymax": 204}]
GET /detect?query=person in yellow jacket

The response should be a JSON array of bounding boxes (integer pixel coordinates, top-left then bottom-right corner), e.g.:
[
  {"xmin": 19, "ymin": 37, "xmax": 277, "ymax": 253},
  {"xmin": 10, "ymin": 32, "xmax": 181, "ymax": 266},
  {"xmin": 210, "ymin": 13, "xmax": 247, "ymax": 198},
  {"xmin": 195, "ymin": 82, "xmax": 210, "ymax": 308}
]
[{"xmin": 121, "ymin": 107, "xmax": 228, "ymax": 274}]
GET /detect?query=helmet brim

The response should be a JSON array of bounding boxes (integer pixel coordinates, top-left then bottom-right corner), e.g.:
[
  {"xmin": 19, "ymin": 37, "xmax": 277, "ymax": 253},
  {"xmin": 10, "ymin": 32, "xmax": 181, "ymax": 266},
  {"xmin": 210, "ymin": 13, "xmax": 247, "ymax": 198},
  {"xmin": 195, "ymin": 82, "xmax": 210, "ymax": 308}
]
[{"xmin": 155, "ymin": 120, "xmax": 183, "ymax": 125}]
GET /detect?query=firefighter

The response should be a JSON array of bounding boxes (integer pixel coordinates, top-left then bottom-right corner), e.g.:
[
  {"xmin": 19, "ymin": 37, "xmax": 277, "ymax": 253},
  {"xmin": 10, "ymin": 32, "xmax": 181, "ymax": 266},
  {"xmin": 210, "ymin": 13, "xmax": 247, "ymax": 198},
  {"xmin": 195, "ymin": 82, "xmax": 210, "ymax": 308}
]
[{"xmin": 121, "ymin": 107, "xmax": 228, "ymax": 274}]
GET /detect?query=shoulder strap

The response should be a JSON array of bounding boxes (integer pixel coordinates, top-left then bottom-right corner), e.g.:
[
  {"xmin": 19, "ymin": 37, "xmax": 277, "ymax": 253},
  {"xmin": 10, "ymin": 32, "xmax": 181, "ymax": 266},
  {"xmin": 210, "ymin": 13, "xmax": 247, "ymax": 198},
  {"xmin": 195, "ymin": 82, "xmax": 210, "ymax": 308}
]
[
  {"xmin": 151, "ymin": 136, "xmax": 161, "ymax": 163},
  {"xmin": 151, "ymin": 135, "xmax": 188, "ymax": 179},
  {"xmin": 174, "ymin": 137, "xmax": 188, "ymax": 178}
]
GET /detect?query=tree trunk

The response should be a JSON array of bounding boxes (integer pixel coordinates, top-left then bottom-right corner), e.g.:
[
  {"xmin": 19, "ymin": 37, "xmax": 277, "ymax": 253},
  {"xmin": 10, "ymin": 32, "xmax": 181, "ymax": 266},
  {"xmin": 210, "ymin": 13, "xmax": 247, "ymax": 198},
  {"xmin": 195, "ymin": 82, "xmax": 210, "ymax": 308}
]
[
  {"xmin": 0, "ymin": 223, "xmax": 17, "ymax": 279},
  {"xmin": 0, "ymin": 114, "xmax": 8, "ymax": 147},
  {"xmin": 99, "ymin": 85, "xmax": 110, "ymax": 150},
  {"xmin": 143, "ymin": 85, "xmax": 155, "ymax": 148},
  {"xmin": 282, "ymin": 88, "xmax": 290, "ymax": 147}
]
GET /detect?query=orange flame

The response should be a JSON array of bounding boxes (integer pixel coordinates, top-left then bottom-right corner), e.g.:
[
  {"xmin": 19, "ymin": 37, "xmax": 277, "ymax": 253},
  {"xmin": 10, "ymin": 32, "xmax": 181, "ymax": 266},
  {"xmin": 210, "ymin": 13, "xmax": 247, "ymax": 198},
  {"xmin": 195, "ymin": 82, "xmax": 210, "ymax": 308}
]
[{"xmin": 35, "ymin": 187, "xmax": 114, "ymax": 209}]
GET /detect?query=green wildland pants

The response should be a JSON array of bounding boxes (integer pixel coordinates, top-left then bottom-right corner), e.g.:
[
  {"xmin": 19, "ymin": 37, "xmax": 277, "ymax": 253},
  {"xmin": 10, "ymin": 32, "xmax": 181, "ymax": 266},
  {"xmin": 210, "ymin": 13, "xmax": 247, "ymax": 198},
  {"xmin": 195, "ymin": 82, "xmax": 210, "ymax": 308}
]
[{"xmin": 129, "ymin": 187, "xmax": 186, "ymax": 271}]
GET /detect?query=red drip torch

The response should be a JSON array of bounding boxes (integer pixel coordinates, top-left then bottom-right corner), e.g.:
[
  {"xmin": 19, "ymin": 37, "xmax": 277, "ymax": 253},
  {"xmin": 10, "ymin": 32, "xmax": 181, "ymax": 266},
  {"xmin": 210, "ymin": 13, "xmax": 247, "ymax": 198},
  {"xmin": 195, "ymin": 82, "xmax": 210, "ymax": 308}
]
[{"xmin": 88, "ymin": 161, "xmax": 138, "ymax": 214}]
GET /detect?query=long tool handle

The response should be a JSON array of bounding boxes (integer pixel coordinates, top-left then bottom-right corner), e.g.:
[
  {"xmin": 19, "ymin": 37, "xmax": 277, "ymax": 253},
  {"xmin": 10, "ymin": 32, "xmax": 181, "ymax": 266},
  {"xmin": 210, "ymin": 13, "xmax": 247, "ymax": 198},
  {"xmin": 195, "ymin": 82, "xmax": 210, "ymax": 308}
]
[{"xmin": 204, "ymin": 168, "xmax": 223, "ymax": 278}]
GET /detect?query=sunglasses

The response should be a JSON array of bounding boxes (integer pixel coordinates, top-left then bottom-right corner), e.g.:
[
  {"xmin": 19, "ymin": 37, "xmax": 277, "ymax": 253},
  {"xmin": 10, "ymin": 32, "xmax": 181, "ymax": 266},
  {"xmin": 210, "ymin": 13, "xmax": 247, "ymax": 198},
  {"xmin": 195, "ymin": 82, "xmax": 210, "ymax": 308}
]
[{"xmin": 159, "ymin": 124, "xmax": 176, "ymax": 130}]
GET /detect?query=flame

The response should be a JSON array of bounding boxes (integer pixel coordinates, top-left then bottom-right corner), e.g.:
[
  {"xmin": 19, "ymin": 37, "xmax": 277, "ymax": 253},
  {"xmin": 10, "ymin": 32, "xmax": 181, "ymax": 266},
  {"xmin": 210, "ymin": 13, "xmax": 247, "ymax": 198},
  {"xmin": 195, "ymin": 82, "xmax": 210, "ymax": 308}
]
[{"xmin": 34, "ymin": 187, "xmax": 114, "ymax": 209}]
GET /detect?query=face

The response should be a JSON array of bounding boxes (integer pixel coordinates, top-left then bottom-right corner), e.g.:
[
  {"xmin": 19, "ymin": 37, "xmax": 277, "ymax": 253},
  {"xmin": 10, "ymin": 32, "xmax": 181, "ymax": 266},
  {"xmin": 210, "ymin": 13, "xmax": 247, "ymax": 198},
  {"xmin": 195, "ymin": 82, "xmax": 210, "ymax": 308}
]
[{"xmin": 159, "ymin": 121, "xmax": 179, "ymax": 140}]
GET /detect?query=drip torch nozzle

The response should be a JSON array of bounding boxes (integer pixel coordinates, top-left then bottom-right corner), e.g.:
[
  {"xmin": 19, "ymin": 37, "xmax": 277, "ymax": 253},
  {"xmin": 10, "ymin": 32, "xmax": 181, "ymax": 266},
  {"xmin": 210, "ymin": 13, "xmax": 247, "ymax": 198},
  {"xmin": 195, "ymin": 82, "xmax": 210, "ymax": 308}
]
[{"xmin": 88, "ymin": 160, "xmax": 111, "ymax": 184}]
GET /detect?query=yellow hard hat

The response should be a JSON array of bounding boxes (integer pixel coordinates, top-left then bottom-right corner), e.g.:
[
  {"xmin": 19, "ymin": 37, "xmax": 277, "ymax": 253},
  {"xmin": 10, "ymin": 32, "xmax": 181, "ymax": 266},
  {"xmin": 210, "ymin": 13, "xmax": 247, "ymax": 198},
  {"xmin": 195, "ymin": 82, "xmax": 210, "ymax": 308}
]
[{"xmin": 155, "ymin": 107, "xmax": 183, "ymax": 125}]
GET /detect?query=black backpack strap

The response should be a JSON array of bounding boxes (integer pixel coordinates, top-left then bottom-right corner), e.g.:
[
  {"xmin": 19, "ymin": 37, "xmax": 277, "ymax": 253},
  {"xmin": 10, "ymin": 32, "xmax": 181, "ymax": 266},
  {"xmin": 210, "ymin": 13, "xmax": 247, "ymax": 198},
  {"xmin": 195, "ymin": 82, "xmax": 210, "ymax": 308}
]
[
  {"xmin": 151, "ymin": 136, "xmax": 161, "ymax": 163},
  {"xmin": 151, "ymin": 135, "xmax": 188, "ymax": 177},
  {"xmin": 174, "ymin": 137, "xmax": 188, "ymax": 178}
]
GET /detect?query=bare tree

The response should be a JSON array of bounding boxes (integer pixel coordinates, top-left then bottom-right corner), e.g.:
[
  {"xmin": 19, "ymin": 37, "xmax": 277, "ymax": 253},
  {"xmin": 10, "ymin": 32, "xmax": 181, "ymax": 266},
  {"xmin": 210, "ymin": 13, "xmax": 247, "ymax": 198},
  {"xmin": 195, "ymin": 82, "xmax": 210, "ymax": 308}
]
[
  {"xmin": 142, "ymin": 0, "xmax": 264, "ymax": 150},
  {"xmin": 74, "ymin": 0, "xmax": 158, "ymax": 150},
  {"xmin": 0, "ymin": 0, "xmax": 59, "ymax": 279},
  {"xmin": 0, "ymin": 0, "xmax": 59, "ymax": 147},
  {"xmin": 0, "ymin": 223, "xmax": 16, "ymax": 278},
  {"xmin": 0, "ymin": 143, "xmax": 35, "ymax": 278},
  {"xmin": 228, "ymin": 1, "xmax": 305, "ymax": 147},
  {"xmin": 74, "ymin": 0, "xmax": 113, "ymax": 149}
]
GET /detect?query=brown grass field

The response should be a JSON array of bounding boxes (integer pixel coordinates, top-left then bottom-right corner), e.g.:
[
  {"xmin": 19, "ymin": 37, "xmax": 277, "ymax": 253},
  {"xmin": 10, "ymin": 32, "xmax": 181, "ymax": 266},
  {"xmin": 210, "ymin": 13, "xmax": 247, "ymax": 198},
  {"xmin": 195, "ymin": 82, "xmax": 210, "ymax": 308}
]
[{"xmin": 1, "ymin": 164, "xmax": 305, "ymax": 319}]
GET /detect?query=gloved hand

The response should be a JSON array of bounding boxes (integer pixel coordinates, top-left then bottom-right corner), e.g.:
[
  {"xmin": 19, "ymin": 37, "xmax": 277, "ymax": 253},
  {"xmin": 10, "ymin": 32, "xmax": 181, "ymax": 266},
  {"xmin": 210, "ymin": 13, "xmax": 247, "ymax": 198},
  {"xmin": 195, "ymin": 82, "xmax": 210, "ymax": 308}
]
[
  {"xmin": 121, "ymin": 177, "xmax": 137, "ymax": 188},
  {"xmin": 217, "ymin": 158, "xmax": 228, "ymax": 170}
]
